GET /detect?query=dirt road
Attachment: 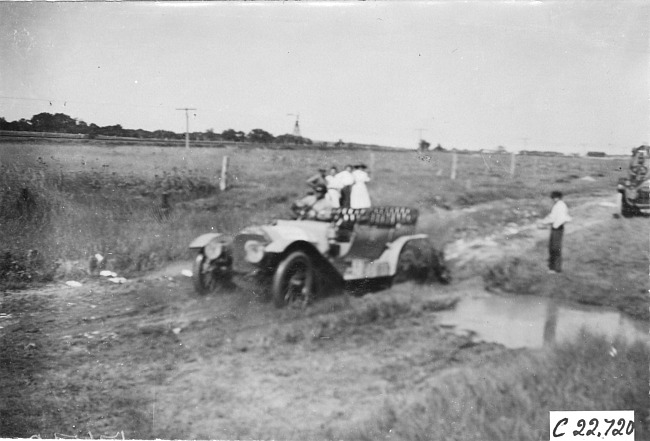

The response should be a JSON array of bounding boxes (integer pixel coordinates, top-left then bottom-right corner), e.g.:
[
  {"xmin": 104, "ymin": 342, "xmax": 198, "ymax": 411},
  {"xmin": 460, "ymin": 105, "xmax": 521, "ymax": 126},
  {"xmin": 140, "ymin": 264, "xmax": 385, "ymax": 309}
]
[{"xmin": 0, "ymin": 193, "xmax": 626, "ymax": 438}]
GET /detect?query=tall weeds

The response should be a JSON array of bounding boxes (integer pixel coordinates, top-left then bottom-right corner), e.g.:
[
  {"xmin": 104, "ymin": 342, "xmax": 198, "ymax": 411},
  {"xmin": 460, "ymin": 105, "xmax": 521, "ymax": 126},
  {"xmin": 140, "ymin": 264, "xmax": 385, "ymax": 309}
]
[{"xmin": 0, "ymin": 154, "xmax": 223, "ymax": 287}]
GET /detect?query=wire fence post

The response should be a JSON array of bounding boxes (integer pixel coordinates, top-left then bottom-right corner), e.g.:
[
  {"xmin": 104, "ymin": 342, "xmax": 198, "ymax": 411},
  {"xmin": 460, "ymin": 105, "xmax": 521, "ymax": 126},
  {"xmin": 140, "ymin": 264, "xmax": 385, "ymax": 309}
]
[
  {"xmin": 510, "ymin": 152, "xmax": 516, "ymax": 178},
  {"xmin": 220, "ymin": 156, "xmax": 229, "ymax": 191},
  {"xmin": 450, "ymin": 151, "xmax": 458, "ymax": 180}
]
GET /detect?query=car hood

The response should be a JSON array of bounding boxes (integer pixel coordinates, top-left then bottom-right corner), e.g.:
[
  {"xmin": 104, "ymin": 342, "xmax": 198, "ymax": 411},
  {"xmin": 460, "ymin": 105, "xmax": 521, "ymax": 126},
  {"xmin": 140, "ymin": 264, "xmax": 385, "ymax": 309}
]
[{"xmin": 260, "ymin": 220, "xmax": 331, "ymax": 254}]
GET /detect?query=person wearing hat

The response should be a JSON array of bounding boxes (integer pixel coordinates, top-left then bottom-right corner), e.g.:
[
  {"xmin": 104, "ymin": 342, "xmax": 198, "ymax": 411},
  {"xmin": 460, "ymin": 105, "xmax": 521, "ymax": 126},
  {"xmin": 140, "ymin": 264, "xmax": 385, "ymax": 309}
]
[
  {"xmin": 291, "ymin": 184, "xmax": 334, "ymax": 221},
  {"xmin": 306, "ymin": 168, "xmax": 327, "ymax": 191},
  {"xmin": 335, "ymin": 164, "xmax": 355, "ymax": 208},
  {"xmin": 350, "ymin": 164, "xmax": 371, "ymax": 209},
  {"xmin": 538, "ymin": 190, "xmax": 572, "ymax": 273},
  {"xmin": 325, "ymin": 166, "xmax": 341, "ymax": 208}
]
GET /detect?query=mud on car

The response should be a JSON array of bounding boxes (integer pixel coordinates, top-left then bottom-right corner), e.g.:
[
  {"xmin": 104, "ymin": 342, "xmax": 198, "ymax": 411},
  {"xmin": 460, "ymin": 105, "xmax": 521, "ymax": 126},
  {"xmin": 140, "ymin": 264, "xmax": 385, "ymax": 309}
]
[{"xmin": 189, "ymin": 206, "xmax": 450, "ymax": 307}]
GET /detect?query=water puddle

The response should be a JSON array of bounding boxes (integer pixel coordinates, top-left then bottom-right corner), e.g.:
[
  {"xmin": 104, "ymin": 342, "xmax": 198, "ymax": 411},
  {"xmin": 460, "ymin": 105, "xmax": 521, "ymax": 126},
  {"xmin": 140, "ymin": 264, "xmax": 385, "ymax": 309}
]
[{"xmin": 436, "ymin": 291, "xmax": 648, "ymax": 349}]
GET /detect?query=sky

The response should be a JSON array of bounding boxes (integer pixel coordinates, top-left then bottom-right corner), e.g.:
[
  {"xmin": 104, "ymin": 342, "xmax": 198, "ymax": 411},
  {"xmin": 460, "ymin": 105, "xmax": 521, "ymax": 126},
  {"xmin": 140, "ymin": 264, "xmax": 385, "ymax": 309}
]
[{"xmin": 1, "ymin": 1, "xmax": 648, "ymax": 154}]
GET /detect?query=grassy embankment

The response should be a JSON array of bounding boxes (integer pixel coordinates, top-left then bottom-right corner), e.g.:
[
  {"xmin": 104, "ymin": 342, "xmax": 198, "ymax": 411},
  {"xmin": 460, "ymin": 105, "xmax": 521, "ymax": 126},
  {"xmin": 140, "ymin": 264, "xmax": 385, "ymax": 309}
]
[
  {"xmin": 345, "ymin": 333, "xmax": 649, "ymax": 441},
  {"xmin": 1, "ymin": 141, "xmax": 625, "ymax": 288},
  {"xmin": 484, "ymin": 217, "xmax": 649, "ymax": 320}
]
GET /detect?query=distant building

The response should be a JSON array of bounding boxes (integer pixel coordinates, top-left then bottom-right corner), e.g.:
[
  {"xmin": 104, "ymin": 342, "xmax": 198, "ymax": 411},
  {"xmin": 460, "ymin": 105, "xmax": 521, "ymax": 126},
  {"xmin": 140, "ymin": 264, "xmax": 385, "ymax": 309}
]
[{"xmin": 586, "ymin": 151, "xmax": 606, "ymax": 157}]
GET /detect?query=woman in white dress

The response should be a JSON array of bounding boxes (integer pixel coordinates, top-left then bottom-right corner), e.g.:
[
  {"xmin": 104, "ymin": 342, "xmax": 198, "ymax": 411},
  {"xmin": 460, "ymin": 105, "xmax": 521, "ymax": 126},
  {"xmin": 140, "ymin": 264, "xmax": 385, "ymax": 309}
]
[
  {"xmin": 324, "ymin": 166, "xmax": 341, "ymax": 208},
  {"xmin": 350, "ymin": 164, "xmax": 371, "ymax": 209}
]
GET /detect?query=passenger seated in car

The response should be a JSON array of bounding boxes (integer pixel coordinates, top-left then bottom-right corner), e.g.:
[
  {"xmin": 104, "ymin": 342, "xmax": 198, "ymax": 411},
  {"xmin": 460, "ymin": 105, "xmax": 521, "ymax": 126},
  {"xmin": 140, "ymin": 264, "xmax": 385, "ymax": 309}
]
[{"xmin": 291, "ymin": 184, "xmax": 334, "ymax": 221}]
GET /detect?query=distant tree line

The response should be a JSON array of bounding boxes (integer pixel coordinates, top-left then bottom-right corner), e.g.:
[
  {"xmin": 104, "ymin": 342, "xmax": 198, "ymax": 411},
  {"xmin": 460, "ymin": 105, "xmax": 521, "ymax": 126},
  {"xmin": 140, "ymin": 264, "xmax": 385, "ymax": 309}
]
[
  {"xmin": 519, "ymin": 150, "xmax": 564, "ymax": 157},
  {"xmin": 0, "ymin": 112, "xmax": 313, "ymax": 145}
]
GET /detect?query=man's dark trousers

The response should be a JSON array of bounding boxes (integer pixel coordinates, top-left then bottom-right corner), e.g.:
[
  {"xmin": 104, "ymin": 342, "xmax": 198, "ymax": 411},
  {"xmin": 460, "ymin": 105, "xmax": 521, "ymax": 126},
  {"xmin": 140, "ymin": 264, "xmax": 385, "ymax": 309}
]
[
  {"xmin": 340, "ymin": 185, "xmax": 351, "ymax": 208},
  {"xmin": 549, "ymin": 225, "xmax": 564, "ymax": 272}
]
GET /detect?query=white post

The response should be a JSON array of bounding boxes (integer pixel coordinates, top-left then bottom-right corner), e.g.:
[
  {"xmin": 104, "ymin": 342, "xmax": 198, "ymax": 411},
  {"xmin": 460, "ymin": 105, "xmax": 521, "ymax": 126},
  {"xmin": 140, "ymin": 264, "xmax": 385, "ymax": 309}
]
[
  {"xmin": 510, "ymin": 152, "xmax": 516, "ymax": 178},
  {"xmin": 220, "ymin": 156, "xmax": 229, "ymax": 191},
  {"xmin": 451, "ymin": 152, "xmax": 458, "ymax": 180}
]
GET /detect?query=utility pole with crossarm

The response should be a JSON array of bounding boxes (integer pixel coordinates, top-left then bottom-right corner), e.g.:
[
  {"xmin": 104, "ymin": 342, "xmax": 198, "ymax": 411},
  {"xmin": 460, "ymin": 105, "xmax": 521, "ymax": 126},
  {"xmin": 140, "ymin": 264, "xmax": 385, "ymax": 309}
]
[{"xmin": 176, "ymin": 107, "xmax": 197, "ymax": 149}]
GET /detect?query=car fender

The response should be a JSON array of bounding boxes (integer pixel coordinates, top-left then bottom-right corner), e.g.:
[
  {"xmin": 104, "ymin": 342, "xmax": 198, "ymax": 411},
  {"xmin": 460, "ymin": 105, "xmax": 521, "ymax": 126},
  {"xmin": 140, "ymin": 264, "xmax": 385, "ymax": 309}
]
[
  {"xmin": 380, "ymin": 234, "xmax": 429, "ymax": 276},
  {"xmin": 189, "ymin": 233, "xmax": 222, "ymax": 249}
]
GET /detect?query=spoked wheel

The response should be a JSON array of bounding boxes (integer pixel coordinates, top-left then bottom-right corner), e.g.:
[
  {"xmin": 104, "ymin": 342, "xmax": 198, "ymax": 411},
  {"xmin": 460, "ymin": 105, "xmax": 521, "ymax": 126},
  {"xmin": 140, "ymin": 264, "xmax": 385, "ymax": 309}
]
[
  {"xmin": 272, "ymin": 251, "xmax": 314, "ymax": 308},
  {"xmin": 192, "ymin": 252, "xmax": 220, "ymax": 296}
]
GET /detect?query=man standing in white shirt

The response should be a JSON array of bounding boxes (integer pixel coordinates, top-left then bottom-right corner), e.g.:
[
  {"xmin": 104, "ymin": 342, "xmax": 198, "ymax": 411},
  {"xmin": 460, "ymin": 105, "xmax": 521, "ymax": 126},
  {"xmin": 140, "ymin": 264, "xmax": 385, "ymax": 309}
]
[{"xmin": 539, "ymin": 191, "xmax": 572, "ymax": 273}]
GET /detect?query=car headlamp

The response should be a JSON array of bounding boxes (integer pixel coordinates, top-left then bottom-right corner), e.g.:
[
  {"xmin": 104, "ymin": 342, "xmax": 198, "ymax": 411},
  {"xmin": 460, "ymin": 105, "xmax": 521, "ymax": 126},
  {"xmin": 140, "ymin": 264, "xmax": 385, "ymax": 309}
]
[
  {"xmin": 204, "ymin": 241, "xmax": 223, "ymax": 260},
  {"xmin": 244, "ymin": 240, "xmax": 265, "ymax": 263}
]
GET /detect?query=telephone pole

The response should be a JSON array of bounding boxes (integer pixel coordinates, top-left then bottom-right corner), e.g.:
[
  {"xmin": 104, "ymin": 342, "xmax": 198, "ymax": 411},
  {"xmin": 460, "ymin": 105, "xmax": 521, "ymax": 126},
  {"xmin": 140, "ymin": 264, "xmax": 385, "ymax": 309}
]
[{"xmin": 176, "ymin": 107, "xmax": 197, "ymax": 149}]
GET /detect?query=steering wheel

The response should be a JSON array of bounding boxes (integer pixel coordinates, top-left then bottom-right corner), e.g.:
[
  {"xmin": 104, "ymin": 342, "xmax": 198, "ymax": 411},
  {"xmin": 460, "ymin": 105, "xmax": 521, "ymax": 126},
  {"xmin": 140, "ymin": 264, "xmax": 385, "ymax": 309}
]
[
  {"xmin": 291, "ymin": 205, "xmax": 309, "ymax": 221},
  {"xmin": 630, "ymin": 165, "xmax": 648, "ymax": 176}
]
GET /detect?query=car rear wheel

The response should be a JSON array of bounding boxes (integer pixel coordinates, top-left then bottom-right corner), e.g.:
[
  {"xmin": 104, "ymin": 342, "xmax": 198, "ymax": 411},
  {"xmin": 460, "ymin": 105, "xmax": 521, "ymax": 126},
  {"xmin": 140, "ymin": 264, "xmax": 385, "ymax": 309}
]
[
  {"xmin": 272, "ymin": 251, "xmax": 314, "ymax": 308},
  {"xmin": 431, "ymin": 248, "xmax": 452, "ymax": 284},
  {"xmin": 394, "ymin": 239, "xmax": 451, "ymax": 284},
  {"xmin": 394, "ymin": 240, "xmax": 431, "ymax": 284}
]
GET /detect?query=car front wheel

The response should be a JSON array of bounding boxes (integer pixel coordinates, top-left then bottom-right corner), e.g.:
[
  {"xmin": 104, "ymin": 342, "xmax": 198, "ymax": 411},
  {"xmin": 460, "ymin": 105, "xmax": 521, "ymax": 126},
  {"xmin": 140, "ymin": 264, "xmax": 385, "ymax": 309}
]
[
  {"xmin": 272, "ymin": 251, "xmax": 314, "ymax": 308},
  {"xmin": 192, "ymin": 252, "xmax": 229, "ymax": 296},
  {"xmin": 621, "ymin": 194, "xmax": 636, "ymax": 218}
]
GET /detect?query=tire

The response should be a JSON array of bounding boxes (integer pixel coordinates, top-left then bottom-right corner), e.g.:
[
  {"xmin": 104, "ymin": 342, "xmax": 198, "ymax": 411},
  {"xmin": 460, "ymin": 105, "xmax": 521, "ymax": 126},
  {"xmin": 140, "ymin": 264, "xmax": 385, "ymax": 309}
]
[
  {"xmin": 192, "ymin": 252, "xmax": 219, "ymax": 296},
  {"xmin": 621, "ymin": 195, "xmax": 636, "ymax": 218},
  {"xmin": 393, "ymin": 240, "xmax": 431, "ymax": 284},
  {"xmin": 272, "ymin": 251, "xmax": 314, "ymax": 308},
  {"xmin": 630, "ymin": 165, "xmax": 648, "ymax": 176},
  {"xmin": 431, "ymin": 248, "xmax": 452, "ymax": 284},
  {"xmin": 394, "ymin": 240, "xmax": 451, "ymax": 285}
]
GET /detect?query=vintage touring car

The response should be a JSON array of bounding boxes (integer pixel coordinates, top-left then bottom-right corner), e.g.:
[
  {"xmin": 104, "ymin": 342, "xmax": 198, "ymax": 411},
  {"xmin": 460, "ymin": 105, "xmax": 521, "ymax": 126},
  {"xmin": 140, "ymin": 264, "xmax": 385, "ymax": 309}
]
[
  {"xmin": 618, "ymin": 145, "xmax": 650, "ymax": 217},
  {"xmin": 189, "ymin": 206, "xmax": 450, "ymax": 307}
]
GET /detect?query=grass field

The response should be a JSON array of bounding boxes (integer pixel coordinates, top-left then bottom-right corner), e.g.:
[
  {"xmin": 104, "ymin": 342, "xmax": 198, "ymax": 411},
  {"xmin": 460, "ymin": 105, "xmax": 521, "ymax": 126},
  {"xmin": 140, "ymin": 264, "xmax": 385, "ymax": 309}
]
[
  {"xmin": 0, "ymin": 141, "xmax": 626, "ymax": 287},
  {"xmin": 1, "ymin": 140, "xmax": 647, "ymax": 440}
]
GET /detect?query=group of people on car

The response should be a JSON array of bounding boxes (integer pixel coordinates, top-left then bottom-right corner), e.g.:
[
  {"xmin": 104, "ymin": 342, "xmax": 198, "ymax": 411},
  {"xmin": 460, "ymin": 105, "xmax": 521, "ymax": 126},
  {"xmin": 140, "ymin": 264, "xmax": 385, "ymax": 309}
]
[{"xmin": 293, "ymin": 164, "xmax": 372, "ymax": 220}]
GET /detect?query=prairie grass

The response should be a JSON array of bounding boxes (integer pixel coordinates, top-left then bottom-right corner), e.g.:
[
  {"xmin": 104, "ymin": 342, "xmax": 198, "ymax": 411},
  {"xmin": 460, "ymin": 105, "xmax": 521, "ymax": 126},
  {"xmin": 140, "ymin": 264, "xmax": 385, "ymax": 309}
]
[
  {"xmin": 0, "ymin": 142, "xmax": 627, "ymax": 287},
  {"xmin": 484, "ymin": 217, "xmax": 649, "ymax": 320},
  {"xmin": 344, "ymin": 333, "xmax": 649, "ymax": 441}
]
